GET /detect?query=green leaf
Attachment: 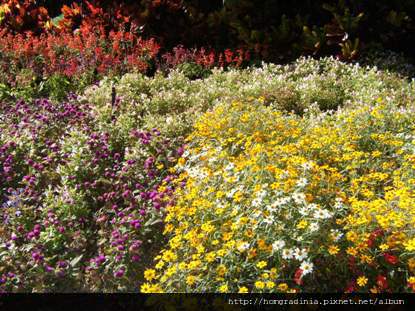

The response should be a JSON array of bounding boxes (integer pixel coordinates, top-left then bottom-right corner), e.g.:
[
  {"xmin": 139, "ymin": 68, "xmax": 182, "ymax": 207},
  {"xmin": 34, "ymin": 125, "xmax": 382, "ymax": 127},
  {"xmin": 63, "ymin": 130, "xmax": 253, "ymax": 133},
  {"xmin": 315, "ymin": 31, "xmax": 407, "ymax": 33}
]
[{"xmin": 51, "ymin": 14, "xmax": 64, "ymax": 26}]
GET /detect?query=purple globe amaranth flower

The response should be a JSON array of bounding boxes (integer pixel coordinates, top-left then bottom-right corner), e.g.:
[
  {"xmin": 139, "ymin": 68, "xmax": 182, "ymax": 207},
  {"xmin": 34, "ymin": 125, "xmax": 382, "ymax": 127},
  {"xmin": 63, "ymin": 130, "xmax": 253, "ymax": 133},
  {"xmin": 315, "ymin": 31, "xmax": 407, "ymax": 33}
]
[
  {"xmin": 31, "ymin": 251, "xmax": 44, "ymax": 262},
  {"xmin": 114, "ymin": 268, "xmax": 125, "ymax": 278},
  {"xmin": 57, "ymin": 260, "xmax": 68, "ymax": 269},
  {"xmin": 126, "ymin": 159, "xmax": 135, "ymax": 166},
  {"xmin": 112, "ymin": 230, "xmax": 120, "ymax": 239},
  {"xmin": 7, "ymin": 272, "xmax": 15, "ymax": 278},
  {"xmin": 122, "ymin": 190, "xmax": 131, "ymax": 199},
  {"xmin": 148, "ymin": 191, "xmax": 158, "ymax": 199},
  {"xmin": 144, "ymin": 157, "xmax": 154, "ymax": 169},
  {"xmin": 177, "ymin": 146, "xmax": 185, "ymax": 156},
  {"xmin": 97, "ymin": 255, "xmax": 106, "ymax": 265},
  {"xmin": 131, "ymin": 255, "xmax": 140, "ymax": 262}
]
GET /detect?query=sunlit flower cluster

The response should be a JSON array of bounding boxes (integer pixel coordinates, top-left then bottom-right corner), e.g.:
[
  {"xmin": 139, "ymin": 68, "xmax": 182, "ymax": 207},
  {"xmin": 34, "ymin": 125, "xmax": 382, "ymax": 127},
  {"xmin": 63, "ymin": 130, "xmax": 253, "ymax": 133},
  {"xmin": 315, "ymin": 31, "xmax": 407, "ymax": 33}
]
[{"xmin": 142, "ymin": 97, "xmax": 415, "ymax": 293}]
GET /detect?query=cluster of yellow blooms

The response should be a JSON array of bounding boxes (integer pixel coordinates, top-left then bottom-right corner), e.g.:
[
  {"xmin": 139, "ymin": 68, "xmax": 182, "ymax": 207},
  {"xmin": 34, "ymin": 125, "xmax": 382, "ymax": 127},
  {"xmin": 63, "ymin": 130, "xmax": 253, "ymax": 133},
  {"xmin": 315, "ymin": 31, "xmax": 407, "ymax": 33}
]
[{"xmin": 141, "ymin": 97, "xmax": 415, "ymax": 293}]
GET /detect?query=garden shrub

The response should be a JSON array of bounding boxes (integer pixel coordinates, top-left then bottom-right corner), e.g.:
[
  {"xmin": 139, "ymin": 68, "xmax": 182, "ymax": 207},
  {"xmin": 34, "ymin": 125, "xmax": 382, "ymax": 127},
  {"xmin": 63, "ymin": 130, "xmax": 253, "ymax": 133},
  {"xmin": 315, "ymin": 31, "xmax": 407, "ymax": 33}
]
[{"xmin": 141, "ymin": 97, "xmax": 415, "ymax": 293}]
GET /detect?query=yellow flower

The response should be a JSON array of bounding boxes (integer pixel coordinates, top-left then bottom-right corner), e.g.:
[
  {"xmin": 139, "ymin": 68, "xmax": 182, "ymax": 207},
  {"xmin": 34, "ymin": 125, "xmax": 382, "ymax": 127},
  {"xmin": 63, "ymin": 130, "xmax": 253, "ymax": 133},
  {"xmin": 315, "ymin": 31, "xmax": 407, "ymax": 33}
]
[
  {"xmin": 296, "ymin": 220, "xmax": 308, "ymax": 229},
  {"xmin": 379, "ymin": 244, "xmax": 389, "ymax": 251},
  {"xmin": 155, "ymin": 260, "xmax": 165, "ymax": 270},
  {"xmin": 219, "ymin": 284, "xmax": 229, "ymax": 293},
  {"xmin": 238, "ymin": 286, "xmax": 249, "ymax": 293},
  {"xmin": 357, "ymin": 276, "xmax": 368, "ymax": 287},
  {"xmin": 404, "ymin": 238, "xmax": 415, "ymax": 251},
  {"xmin": 261, "ymin": 273, "xmax": 269, "ymax": 279},
  {"xmin": 278, "ymin": 283, "xmax": 288, "ymax": 292},
  {"xmin": 270, "ymin": 268, "xmax": 278, "ymax": 279},
  {"xmin": 216, "ymin": 265, "xmax": 227, "ymax": 277},
  {"xmin": 346, "ymin": 247, "xmax": 358, "ymax": 256},
  {"xmin": 186, "ymin": 275, "xmax": 197, "ymax": 286},
  {"xmin": 328, "ymin": 245, "xmax": 339, "ymax": 255},
  {"xmin": 144, "ymin": 269, "xmax": 157, "ymax": 281},
  {"xmin": 206, "ymin": 252, "xmax": 216, "ymax": 263},
  {"xmin": 255, "ymin": 281, "xmax": 265, "ymax": 289},
  {"xmin": 201, "ymin": 222, "xmax": 215, "ymax": 233},
  {"xmin": 266, "ymin": 281, "xmax": 275, "ymax": 289},
  {"xmin": 256, "ymin": 261, "xmax": 267, "ymax": 269},
  {"xmin": 162, "ymin": 250, "xmax": 177, "ymax": 262},
  {"xmin": 140, "ymin": 283, "xmax": 152, "ymax": 293}
]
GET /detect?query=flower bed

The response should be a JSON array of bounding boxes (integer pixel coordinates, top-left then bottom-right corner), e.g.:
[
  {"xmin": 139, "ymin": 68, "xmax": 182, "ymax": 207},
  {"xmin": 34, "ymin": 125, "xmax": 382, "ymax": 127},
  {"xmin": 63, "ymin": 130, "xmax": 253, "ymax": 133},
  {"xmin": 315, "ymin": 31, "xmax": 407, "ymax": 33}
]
[
  {"xmin": 0, "ymin": 97, "xmax": 182, "ymax": 292},
  {"xmin": 142, "ymin": 97, "xmax": 415, "ymax": 293}
]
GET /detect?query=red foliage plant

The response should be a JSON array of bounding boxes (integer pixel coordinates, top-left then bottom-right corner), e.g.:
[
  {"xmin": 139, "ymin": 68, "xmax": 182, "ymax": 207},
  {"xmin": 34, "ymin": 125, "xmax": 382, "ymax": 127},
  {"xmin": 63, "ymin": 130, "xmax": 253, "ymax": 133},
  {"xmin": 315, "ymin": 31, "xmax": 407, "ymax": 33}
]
[
  {"xmin": 0, "ymin": 0, "xmax": 50, "ymax": 34},
  {"xmin": 0, "ymin": 23, "xmax": 160, "ymax": 84}
]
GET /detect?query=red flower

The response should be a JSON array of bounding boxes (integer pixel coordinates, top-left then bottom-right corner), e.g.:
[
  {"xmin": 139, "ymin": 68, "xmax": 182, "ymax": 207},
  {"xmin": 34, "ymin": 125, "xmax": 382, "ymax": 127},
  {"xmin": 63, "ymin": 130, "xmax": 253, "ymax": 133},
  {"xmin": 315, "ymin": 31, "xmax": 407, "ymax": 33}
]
[
  {"xmin": 383, "ymin": 253, "xmax": 398, "ymax": 265},
  {"xmin": 376, "ymin": 275, "xmax": 388, "ymax": 290},
  {"xmin": 294, "ymin": 268, "xmax": 303, "ymax": 285},
  {"xmin": 345, "ymin": 280, "xmax": 355, "ymax": 293}
]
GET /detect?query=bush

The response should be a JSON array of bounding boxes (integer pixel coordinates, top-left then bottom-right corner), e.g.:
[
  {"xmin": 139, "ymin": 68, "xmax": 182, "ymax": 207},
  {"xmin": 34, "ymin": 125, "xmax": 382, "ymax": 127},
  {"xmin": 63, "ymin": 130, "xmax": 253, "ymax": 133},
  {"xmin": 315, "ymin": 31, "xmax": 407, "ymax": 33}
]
[{"xmin": 141, "ymin": 97, "xmax": 415, "ymax": 293}]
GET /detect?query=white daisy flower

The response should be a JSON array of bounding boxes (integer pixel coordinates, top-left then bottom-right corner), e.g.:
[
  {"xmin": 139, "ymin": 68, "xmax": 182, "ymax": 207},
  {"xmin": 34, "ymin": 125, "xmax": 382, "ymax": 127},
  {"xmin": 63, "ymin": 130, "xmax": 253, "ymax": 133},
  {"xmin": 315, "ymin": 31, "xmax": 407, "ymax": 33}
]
[
  {"xmin": 252, "ymin": 197, "xmax": 262, "ymax": 207},
  {"xmin": 334, "ymin": 197, "xmax": 344, "ymax": 209},
  {"xmin": 271, "ymin": 197, "xmax": 290, "ymax": 208},
  {"xmin": 307, "ymin": 203, "xmax": 318, "ymax": 210},
  {"xmin": 293, "ymin": 248, "xmax": 308, "ymax": 261},
  {"xmin": 225, "ymin": 163, "xmax": 235, "ymax": 171},
  {"xmin": 256, "ymin": 190, "xmax": 268, "ymax": 199},
  {"xmin": 313, "ymin": 209, "xmax": 332, "ymax": 219},
  {"xmin": 263, "ymin": 216, "xmax": 275, "ymax": 225},
  {"xmin": 301, "ymin": 162, "xmax": 313, "ymax": 170},
  {"xmin": 300, "ymin": 261, "xmax": 314, "ymax": 275},
  {"xmin": 237, "ymin": 242, "xmax": 250, "ymax": 252},
  {"xmin": 309, "ymin": 222, "xmax": 319, "ymax": 232},
  {"xmin": 272, "ymin": 240, "xmax": 286, "ymax": 252},
  {"xmin": 299, "ymin": 207, "xmax": 309, "ymax": 216},
  {"xmin": 296, "ymin": 178, "xmax": 308, "ymax": 188},
  {"xmin": 281, "ymin": 248, "xmax": 294, "ymax": 260},
  {"xmin": 292, "ymin": 192, "xmax": 306, "ymax": 204}
]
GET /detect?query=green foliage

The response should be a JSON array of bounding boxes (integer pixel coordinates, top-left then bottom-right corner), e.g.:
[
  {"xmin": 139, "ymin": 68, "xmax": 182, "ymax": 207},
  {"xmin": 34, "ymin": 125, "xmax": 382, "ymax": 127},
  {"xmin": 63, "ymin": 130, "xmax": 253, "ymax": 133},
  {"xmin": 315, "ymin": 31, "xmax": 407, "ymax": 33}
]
[
  {"xmin": 176, "ymin": 62, "xmax": 212, "ymax": 80},
  {"xmin": 40, "ymin": 74, "xmax": 73, "ymax": 101}
]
